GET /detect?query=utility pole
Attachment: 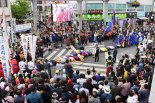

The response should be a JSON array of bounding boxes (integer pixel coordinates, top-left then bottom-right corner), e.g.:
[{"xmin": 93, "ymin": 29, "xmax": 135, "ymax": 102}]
[
  {"xmin": 103, "ymin": 0, "xmax": 109, "ymax": 25},
  {"xmin": 32, "ymin": 0, "xmax": 38, "ymax": 35},
  {"xmin": 152, "ymin": 0, "xmax": 155, "ymax": 11}
]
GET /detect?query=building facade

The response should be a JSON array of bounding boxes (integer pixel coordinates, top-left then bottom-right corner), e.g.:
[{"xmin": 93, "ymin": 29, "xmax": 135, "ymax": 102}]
[{"xmin": 0, "ymin": 0, "xmax": 12, "ymax": 21}]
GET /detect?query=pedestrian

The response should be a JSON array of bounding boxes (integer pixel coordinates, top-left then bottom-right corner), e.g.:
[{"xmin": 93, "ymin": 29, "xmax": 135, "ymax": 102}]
[
  {"xmin": 94, "ymin": 44, "xmax": 100, "ymax": 62},
  {"xmin": 14, "ymin": 89, "xmax": 27, "ymax": 103},
  {"xmin": 27, "ymin": 85, "xmax": 43, "ymax": 103},
  {"xmin": 106, "ymin": 56, "xmax": 113, "ymax": 66},
  {"xmin": 113, "ymin": 47, "xmax": 118, "ymax": 63}
]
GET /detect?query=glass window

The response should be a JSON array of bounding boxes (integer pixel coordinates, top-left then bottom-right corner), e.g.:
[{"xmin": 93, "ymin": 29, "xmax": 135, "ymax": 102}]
[
  {"xmin": 116, "ymin": 4, "xmax": 126, "ymax": 11},
  {"xmin": 86, "ymin": 3, "xmax": 102, "ymax": 10},
  {"xmin": 108, "ymin": 3, "xmax": 114, "ymax": 11},
  {"xmin": 127, "ymin": 5, "xmax": 136, "ymax": 11},
  {"xmin": 145, "ymin": 5, "xmax": 152, "ymax": 12},
  {"xmin": 136, "ymin": 5, "xmax": 144, "ymax": 11},
  {"xmin": 0, "ymin": 0, "xmax": 7, "ymax": 7}
]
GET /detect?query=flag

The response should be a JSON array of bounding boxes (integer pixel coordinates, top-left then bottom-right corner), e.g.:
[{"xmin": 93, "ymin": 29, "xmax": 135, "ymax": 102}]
[
  {"xmin": 0, "ymin": 38, "xmax": 10, "ymax": 79},
  {"xmin": 1, "ymin": 12, "xmax": 7, "ymax": 37},
  {"xmin": 104, "ymin": 11, "xmax": 116, "ymax": 36},
  {"xmin": 104, "ymin": 17, "xmax": 113, "ymax": 36}
]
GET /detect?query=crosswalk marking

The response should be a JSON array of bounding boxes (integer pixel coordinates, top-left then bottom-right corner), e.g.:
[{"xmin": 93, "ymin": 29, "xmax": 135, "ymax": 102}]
[
  {"xmin": 46, "ymin": 51, "xmax": 57, "ymax": 60},
  {"xmin": 85, "ymin": 45, "xmax": 105, "ymax": 48},
  {"xmin": 66, "ymin": 49, "xmax": 73, "ymax": 56},
  {"xmin": 71, "ymin": 62, "xmax": 106, "ymax": 68},
  {"xmin": 129, "ymin": 54, "xmax": 134, "ymax": 58},
  {"xmin": 43, "ymin": 50, "xmax": 49, "ymax": 57},
  {"xmin": 55, "ymin": 49, "xmax": 60, "ymax": 51},
  {"xmin": 107, "ymin": 46, "xmax": 115, "ymax": 49},
  {"xmin": 105, "ymin": 52, "xmax": 108, "ymax": 63},
  {"xmin": 53, "ymin": 49, "xmax": 66, "ymax": 59},
  {"xmin": 116, "ymin": 59, "xmax": 119, "ymax": 63},
  {"xmin": 73, "ymin": 66, "xmax": 106, "ymax": 72},
  {"xmin": 77, "ymin": 70, "xmax": 106, "ymax": 76}
]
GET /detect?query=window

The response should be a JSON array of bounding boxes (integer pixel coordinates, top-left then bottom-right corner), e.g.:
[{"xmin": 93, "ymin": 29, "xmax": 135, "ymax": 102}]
[
  {"xmin": 145, "ymin": 5, "xmax": 152, "ymax": 12},
  {"xmin": 86, "ymin": 3, "xmax": 102, "ymax": 10},
  {"xmin": 0, "ymin": 0, "xmax": 7, "ymax": 7},
  {"xmin": 127, "ymin": 5, "xmax": 136, "ymax": 11},
  {"xmin": 108, "ymin": 3, "xmax": 114, "ymax": 11},
  {"xmin": 116, "ymin": 4, "xmax": 126, "ymax": 11},
  {"xmin": 136, "ymin": 5, "xmax": 144, "ymax": 11}
]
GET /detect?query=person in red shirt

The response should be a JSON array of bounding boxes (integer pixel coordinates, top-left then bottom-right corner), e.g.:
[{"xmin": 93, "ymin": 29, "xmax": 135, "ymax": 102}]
[
  {"xmin": 106, "ymin": 63, "xmax": 113, "ymax": 76},
  {"xmin": 11, "ymin": 57, "xmax": 19, "ymax": 74},
  {"xmin": 0, "ymin": 61, "xmax": 4, "ymax": 78}
]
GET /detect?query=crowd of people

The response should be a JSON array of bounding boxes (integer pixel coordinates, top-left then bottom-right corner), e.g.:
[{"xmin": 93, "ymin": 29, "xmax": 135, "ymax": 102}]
[{"xmin": 0, "ymin": 20, "xmax": 155, "ymax": 103}]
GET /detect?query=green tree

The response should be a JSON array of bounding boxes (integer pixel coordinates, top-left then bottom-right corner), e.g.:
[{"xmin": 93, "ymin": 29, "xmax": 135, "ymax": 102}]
[{"xmin": 11, "ymin": 0, "xmax": 30, "ymax": 19}]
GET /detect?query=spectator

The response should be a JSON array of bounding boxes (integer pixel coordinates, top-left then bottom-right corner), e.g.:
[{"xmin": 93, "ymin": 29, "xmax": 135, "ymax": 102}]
[
  {"xmin": 127, "ymin": 89, "xmax": 139, "ymax": 103},
  {"xmin": 2, "ymin": 90, "xmax": 14, "ymax": 103},
  {"xmin": 138, "ymin": 84, "xmax": 150, "ymax": 103},
  {"xmin": 27, "ymin": 85, "xmax": 43, "ymax": 103},
  {"xmin": 89, "ymin": 90, "xmax": 100, "ymax": 103},
  {"xmin": 14, "ymin": 89, "xmax": 27, "ymax": 103}
]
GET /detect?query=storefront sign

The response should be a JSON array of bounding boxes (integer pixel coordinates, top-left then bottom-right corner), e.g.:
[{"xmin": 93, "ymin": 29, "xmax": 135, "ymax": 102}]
[
  {"xmin": 75, "ymin": 13, "xmax": 127, "ymax": 21},
  {"xmin": 82, "ymin": 14, "xmax": 103, "ymax": 20}
]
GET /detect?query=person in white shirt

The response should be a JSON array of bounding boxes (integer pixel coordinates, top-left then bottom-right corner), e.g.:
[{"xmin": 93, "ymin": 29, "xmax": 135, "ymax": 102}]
[
  {"xmin": 19, "ymin": 58, "xmax": 27, "ymax": 73},
  {"xmin": 143, "ymin": 36, "xmax": 148, "ymax": 50},
  {"xmin": 85, "ymin": 70, "xmax": 92, "ymax": 79},
  {"xmin": 56, "ymin": 62, "xmax": 63, "ymax": 70},
  {"xmin": 127, "ymin": 90, "xmax": 139, "ymax": 103},
  {"xmin": 138, "ymin": 43, "xmax": 144, "ymax": 55},
  {"xmin": 77, "ymin": 74, "xmax": 86, "ymax": 86},
  {"xmin": 28, "ymin": 60, "xmax": 35, "ymax": 70},
  {"xmin": 79, "ymin": 82, "xmax": 90, "ymax": 96}
]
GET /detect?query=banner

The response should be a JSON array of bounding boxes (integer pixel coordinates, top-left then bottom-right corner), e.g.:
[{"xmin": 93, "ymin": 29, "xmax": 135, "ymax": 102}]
[
  {"xmin": 28, "ymin": 35, "xmax": 33, "ymax": 58},
  {"xmin": 0, "ymin": 38, "xmax": 10, "ymax": 79},
  {"xmin": 32, "ymin": 35, "xmax": 37, "ymax": 62},
  {"xmin": 21, "ymin": 35, "xmax": 28, "ymax": 61},
  {"xmin": 53, "ymin": 4, "xmax": 75, "ymax": 22}
]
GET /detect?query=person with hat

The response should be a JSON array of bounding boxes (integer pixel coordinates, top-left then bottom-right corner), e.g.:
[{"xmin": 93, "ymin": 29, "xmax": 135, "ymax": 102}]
[
  {"xmin": 53, "ymin": 70, "xmax": 62, "ymax": 82},
  {"xmin": 51, "ymin": 92, "xmax": 59, "ymax": 103},
  {"xmin": 100, "ymin": 85, "xmax": 112, "ymax": 102}
]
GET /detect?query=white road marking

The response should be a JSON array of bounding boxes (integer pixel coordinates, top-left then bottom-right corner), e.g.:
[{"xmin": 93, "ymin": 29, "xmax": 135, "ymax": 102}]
[
  {"xmin": 46, "ymin": 51, "xmax": 57, "ymax": 60},
  {"xmin": 71, "ymin": 62, "xmax": 106, "ymax": 68},
  {"xmin": 53, "ymin": 49, "xmax": 66, "ymax": 59},
  {"xmin": 73, "ymin": 66, "xmax": 106, "ymax": 72},
  {"xmin": 66, "ymin": 49, "xmax": 73, "ymax": 56}
]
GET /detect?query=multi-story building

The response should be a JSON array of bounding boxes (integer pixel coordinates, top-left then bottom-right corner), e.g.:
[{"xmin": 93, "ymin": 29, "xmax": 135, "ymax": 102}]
[
  {"xmin": 84, "ymin": 0, "xmax": 153, "ymax": 19},
  {"xmin": 0, "ymin": 0, "xmax": 11, "ymax": 21}
]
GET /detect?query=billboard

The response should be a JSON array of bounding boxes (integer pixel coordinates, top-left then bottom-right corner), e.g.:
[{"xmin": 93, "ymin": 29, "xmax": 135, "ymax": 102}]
[{"xmin": 53, "ymin": 4, "xmax": 75, "ymax": 22}]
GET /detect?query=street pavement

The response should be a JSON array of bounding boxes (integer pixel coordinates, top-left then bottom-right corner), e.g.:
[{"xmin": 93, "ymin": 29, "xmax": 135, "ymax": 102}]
[{"xmin": 43, "ymin": 40, "xmax": 137, "ymax": 76}]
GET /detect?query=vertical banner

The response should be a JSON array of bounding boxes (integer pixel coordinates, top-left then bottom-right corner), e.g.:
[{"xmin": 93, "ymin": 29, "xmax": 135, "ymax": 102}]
[
  {"xmin": 32, "ymin": 35, "xmax": 37, "ymax": 62},
  {"xmin": 21, "ymin": 35, "xmax": 28, "ymax": 61},
  {"xmin": 28, "ymin": 35, "xmax": 33, "ymax": 58},
  {"xmin": 0, "ymin": 38, "xmax": 10, "ymax": 79}
]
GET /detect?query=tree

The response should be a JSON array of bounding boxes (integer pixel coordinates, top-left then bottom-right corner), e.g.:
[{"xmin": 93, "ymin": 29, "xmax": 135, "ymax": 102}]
[{"xmin": 11, "ymin": 0, "xmax": 30, "ymax": 19}]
